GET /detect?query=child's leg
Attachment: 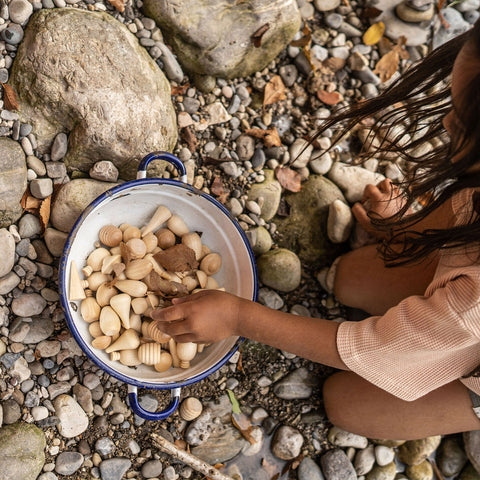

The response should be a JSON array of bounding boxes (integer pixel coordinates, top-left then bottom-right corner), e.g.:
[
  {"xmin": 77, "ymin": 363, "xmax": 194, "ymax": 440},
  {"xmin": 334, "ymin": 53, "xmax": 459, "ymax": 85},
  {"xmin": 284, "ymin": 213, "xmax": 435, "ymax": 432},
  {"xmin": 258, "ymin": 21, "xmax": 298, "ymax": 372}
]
[
  {"xmin": 323, "ymin": 371, "xmax": 480, "ymax": 440},
  {"xmin": 333, "ymin": 244, "xmax": 439, "ymax": 316}
]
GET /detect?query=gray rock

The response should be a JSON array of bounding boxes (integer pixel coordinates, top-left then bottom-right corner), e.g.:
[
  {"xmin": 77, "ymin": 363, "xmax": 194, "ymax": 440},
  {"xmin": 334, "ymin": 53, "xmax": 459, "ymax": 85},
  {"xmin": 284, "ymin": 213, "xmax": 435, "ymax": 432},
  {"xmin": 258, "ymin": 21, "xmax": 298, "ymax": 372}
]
[
  {"xmin": 0, "ymin": 138, "xmax": 27, "ymax": 228},
  {"xmin": 298, "ymin": 457, "xmax": 324, "ymax": 480},
  {"xmin": 328, "ymin": 426, "xmax": 368, "ymax": 449},
  {"xmin": 72, "ymin": 384, "xmax": 93, "ymax": 414},
  {"xmin": 45, "ymin": 162, "xmax": 67, "ymax": 179},
  {"xmin": 433, "ymin": 8, "xmax": 471, "ymax": 48},
  {"xmin": 321, "ymin": 449, "xmax": 357, "ymax": 480},
  {"xmin": 271, "ymin": 425, "xmax": 304, "ymax": 460},
  {"xmin": 43, "ymin": 228, "xmax": 68, "ymax": 257},
  {"xmin": 314, "ymin": 0, "xmax": 341, "ymax": 11},
  {"xmin": 11, "ymin": 9, "xmax": 177, "ymax": 180},
  {"xmin": 355, "ymin": 445, "xmax": 376, "ymax": 475},
  {"xmin": 158, "ymin": 42, "xmax": 184, "ymax": 83},
  {"xmin": 289, "ymin": 138, "xmax": 313, "ymax": 168},
  {"xmin": 328, "ymin": 162, "xmax": 385, "ymax": 203},
  {"xmin": 0, "ymin": 270, "xmax": 20, "ymax": 295},
  {"xmin": 375, "ymin": 445, "xmax": 396, "ymax": 466},
  {"xmin": 50, "ymin": 179, "xmax": 119, "ymax": 233},
  {"xmin": 274, "ymin": 175, "xmax": 346, "ymax": 268},
  {"xmin": 2, "ymin": 399, "xmax": 21, "ymax": 424},
  {"xmin": 272, "ymin": 367, "xmax": 316, "ymax": 399},
  {"xmin": 50, "ymin": 133, "xmax": 68, "ymax": 162},
  {"xmin": 247, "ymin": 170, "xmax": 282, "ymax": 221},
  {"xmin": 143, "ymin": 0, "xmax": 301, "ymax": 79},
  {"xmin": 257, "ymin": 248, "xmax": 301, "ymax": 292},
  {"xmin": 0, "ymin": 229, "xmax": 15, "ymax": 277},
  {"xmin": 191, "ymin": 423, "xmax": 247, "ymax": 464},
  {"xmin": 2, "ymin": 23, "xmax": 24, "ymax": 45},
  {"xmin": 55, "ymin": 451, "xmax": 84, "ymax": 475},
  {"xmin": 141, "ymin": 459, "xmax": 163, "ymax": 478},
  {"xmin": 9, "ymin": 0, "xmax": 33, "ymax": 24},
  {"xmin": 464, "ymin": 431, "xmax": 480, "ymax": 475},
  {"xmin": 236, "ymin": 134, "xmax": 256, "ymax": 162},
  {"xmin": 89, "ymin": 160, "xmax": 119, "ymax": 182},
  {"xmin": 437, "ymin": 436, "xmax": 468, "ymax": 477},
  {"xmin": 53, "ymin": 394, "xmax": 89, "ymax": 438},
  {"xmin": 99, "ymin": 458, "xmax": 132, "ymax": 480},
  {"xmin": 247, "ymin": 226, "xmax": 272, "ymax": 256},
  {"xmin": 0, "ymin": 423, "xmax": 45, "ymax": 480},
  {"xmin": 257, "ymin": 287, "xmax": 284, "ymax": 309},
  {"xmin": 29, "ymin": 178, "xmax": 53, "ymax": 199},
  {"xmin": 18, "ymin": 213, "xmax": 42, "ymax": 238},
  {"xmin": 327, "ymin": 199, "xmax": 354, "ymax": 244},
  {"xmin": 96, "ymin": 437, "xmax": 116, "ymax": 456},
  {"xmin": 11, "ymin": 293, "xmax": 47, "ymax": 317},
  {"xmin": 22, "ymin": 317, "xmax": 54, "ymax": 344}
]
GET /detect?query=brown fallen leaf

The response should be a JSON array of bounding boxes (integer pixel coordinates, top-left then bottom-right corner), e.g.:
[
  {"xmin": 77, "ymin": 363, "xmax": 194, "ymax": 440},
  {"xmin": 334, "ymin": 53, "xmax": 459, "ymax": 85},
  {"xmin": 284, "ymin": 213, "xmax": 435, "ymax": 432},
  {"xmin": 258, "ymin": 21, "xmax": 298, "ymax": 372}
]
[
  {"xmin": 171, "ymin": 84, "xmax": 190, "ymax": 95},
  {"xmin": 154, "ymin": 244, "xmax": 199, "ymax": 272},
  {"xmin": 210, "ymin": 176, "xmax": 225, "ymax": 197},
  {"xmin": 317, "ymin": 89, "xmax": 344, "ymax": 105},
  {"xmin": 275, "ymin": 166, "xmax": 302, "ymax": 193},
  {"xmin": 1, "ymin": 82, "xmax": 19, "ymax": 111},
  {"xmin": 373, "ymin": 36, "xmax": 409, "ymax": 82},
  {"xmin": 181, "ymin": 126, "xmax": 197, "ymax": 153},
  {"xmin": 263, "ymin": 75, "xmax": 287, "ymax": 108},
  {"xmin": 21, "ymin": 189, "xmax": 42, "ymax": 213},
  {"xmin": 362, "ymin": 21, "xmax": 385, "ymax": 45},
  {"xmin": 245, "ymin": 127, "xmax": 282, "ymax": 148},
  {"xmin": 106, "ymin": 0, "xmax": 124, "ymax": 12},
  {"xmin": 360, "ymin": 6, "xmax": 383, "ymax": 19},
  {"xmin": 231, "ymin": 413, "xmax": 256, "ymax": 444},
  {"xmin": 281, "ymin": 455, "xmax": 305, "ymax": 475},
  {"xmin": 251, "ymin": 23, "xmax": 270, "ymax": 48},
  {"xmin": 290, "ymin": 24, "xmax": 312, "ymax": 48},
  {"xmin": 39, "ymin": 196, "xmax": 51, "ymax": 233}
]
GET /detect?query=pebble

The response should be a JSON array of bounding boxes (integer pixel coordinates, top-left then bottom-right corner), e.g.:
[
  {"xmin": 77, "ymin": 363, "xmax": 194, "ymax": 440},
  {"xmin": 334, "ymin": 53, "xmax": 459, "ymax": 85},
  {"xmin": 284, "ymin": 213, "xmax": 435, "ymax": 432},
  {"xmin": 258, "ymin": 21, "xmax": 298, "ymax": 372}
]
[
  {"xmin": 355, "ymin": 444, "xmax": 376, "ymax": 475},
  {"xmin": 321, "ymin": 449, "xmax": 357, "ymax": 480},
  {"xmin": 55, "ymin": 452, "xmax": 84, "ymax": 476},
  {"xmin": 375, "ymin": 445, "xmax": 395, "ymax": 466},
  {"xmin": 0, "ymin": 229, "xmax": 15, "ymax": 277},
  {"xmin": 89, "ymin": 161, "xmax": 119, "ymax": 182},
  {"xmin": 257, "ymin": 288, "xmax": 284, "ymax": 309},
  {"xmin": 29, "ymin": 178, "xmax": 53, "ymax": 199},
  {"xmin": 54, "ymin": 394, "xmax": 89, "ymax": 438},
  {"xmin": 272, "ymin": 367, "xmax": 313, "ymax": 399},
  {"xmin": 141, "ymin": 459, "xmax": 163, "ymax": 478},
  {"xmin": 1, "ymin": 23, "xmax": 24, "ymax": 45},
  {"xmin": 95, "ymin": 437, "xmax": 116, "ymax": 456},
  {"xmin": 271, "ymin": 425, "xmax": 304, "ymax": 460},
  {"xmin": 298, "ymin": 457, "xmax": 324, "ymax": 480},
  {"xmin": 9, "ymin": 0, "xmax": 33, "ymax": 24},
  {"xmin": 18, "ymin": 214, "xmax": 42, "ymax": 238},
  {"xmin": 99, "ymin": 458, "xmax": 132, "ymax": 480}
]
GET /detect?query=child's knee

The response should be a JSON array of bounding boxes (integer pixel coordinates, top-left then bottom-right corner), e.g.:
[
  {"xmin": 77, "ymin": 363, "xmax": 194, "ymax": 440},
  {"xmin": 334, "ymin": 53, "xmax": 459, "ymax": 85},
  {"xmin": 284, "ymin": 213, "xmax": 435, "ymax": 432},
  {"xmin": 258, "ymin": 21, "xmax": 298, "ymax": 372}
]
[{"xmin": 323, "ymin": 371, "xmax": 352, "ymax": 428}]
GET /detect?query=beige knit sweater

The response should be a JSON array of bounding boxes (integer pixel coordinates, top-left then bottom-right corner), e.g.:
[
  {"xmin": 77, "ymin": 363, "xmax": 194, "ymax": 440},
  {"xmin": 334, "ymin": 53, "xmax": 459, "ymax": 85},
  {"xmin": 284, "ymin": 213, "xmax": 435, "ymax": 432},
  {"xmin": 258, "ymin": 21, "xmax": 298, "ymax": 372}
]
[{"xmin": 337, "ymin": 189, "xmax": 480, "ymax": 401}]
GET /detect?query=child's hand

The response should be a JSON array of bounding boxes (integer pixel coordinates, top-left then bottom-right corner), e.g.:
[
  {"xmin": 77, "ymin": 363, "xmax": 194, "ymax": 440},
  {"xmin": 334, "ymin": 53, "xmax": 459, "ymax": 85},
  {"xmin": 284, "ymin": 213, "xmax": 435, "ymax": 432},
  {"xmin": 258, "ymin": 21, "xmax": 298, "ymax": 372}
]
[
  {"xmin": 352, "ymin": 179, "xmax": 408, "ymax": 239},
  {"xmin": 150, "ymin": 290, "xmax": 243, "ymax": 344}
]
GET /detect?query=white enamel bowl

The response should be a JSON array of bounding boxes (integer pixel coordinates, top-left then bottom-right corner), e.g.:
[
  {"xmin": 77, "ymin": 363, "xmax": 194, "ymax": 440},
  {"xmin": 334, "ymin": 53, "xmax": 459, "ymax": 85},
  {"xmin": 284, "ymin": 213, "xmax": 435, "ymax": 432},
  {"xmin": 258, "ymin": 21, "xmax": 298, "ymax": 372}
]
[{"xmin": 58, "ymin": 152, "xmax": 258, "ymax": 420}]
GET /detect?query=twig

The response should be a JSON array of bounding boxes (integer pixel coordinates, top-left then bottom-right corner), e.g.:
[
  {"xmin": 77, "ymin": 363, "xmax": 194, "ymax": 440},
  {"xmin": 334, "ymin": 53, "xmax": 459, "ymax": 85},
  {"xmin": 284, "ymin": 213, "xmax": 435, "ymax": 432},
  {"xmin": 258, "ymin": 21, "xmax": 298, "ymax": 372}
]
[
  {"xmin": 151, "ymin": 433, "xmax": 235, "ymax": 480},
  {"xmin": 430, "ymin": 459, "xmax": 446, "ymax": 480}
]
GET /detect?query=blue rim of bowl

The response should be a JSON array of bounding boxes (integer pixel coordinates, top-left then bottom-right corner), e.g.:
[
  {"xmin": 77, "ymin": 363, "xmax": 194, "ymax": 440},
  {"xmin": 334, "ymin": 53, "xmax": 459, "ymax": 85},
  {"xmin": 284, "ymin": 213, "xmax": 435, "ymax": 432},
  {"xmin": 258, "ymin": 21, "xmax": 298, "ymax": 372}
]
[{"xmin": 58, "ymin": 177, "xmax": 258, "ymax": 390}]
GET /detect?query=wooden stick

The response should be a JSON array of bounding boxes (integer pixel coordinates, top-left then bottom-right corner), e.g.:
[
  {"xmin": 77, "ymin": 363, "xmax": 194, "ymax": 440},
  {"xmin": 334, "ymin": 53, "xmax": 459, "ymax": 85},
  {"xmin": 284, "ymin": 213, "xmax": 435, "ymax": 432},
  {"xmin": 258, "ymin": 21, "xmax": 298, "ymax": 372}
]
[{"xmin": 151, "ymin": 433, "xmax": 235, "ymax": 480}]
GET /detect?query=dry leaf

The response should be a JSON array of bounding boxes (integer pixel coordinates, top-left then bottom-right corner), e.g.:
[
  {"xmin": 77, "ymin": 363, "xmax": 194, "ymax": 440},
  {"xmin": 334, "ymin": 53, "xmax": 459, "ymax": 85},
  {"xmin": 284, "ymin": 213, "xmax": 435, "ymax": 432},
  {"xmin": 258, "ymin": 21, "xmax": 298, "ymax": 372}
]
[
  {"xmin": 362, "ymin": 22, "xmax": 385, "ymax": 45},
  {"xmin": 154, "ymin": 244, "xmax": 199, "ymax": 272},
  {"xmin": 231, "ymin": 413, "xmax": 256, "ymax": 444},
  {"xmin": 210, "ymin": 176, "xmax": 225, "ymax": 197},
  {"xmin": 245, "ymin": 127, "xmax": 282, "ymax": 148},
  {"xmin": 1, "ymin": 82, "xmax": 19, "ymax": 111},
  {"xmin": 39, "ymin": 196, "xmax": 51, "ymax": 233},
  {"xmin": 261, "ymin": 457, "xmax": 279, "ymax": 478},
  {"xmin": 317, "ymin": 90, "xmax": 344, "ymax": 105},
  {"xmin": 290, "ymin": 24, "xmax": 312, "ymax": 48},
  {"xmin": 107, "ymin": 0, "xmax": 124, "ymax": 12},
  {"xmin": 373, "ymin": 36, "xmax": 409, "ymax": 82},
  {"xmin": 251, "ymin": 23, "xmax": 270, "ymax": 47},
  {"xmin": 181, "ymin": 126, "xmax": 197, "ymax": 153},
  {"xmin": 21, "ymin": 189, "xmax": 42, "ymax": 213},
  {"xmin": 174, "ymin": 439, "xmax": 187, "ymax": 450},
  {"xmin": 360, "ymin": 6, "xmax": 383, "ymax": 19},
  {"xmin": 263, "ymin": 75, "xmax": 287, "ymax": 107},
  {"xmin": 275, "ymin": 166, "xmax": 302, "ymax": 193},
  {"xmin": 171, "ymin": 84, "xmax": 190, "ymax": 95}
]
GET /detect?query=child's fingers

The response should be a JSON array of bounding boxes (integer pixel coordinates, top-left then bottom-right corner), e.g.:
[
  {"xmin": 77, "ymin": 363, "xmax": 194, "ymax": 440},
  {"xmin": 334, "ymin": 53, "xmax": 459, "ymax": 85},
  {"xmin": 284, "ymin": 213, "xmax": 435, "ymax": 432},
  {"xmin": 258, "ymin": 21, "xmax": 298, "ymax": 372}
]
[
  {"xmin": 151, "ymin": 304, "xmax": 184, "ymax": 322},
  {"xmin": 352, "ymin": 202, "xmax": 372, "ymax": 229},
  {"xmin": 376, "ymin": 178, "xmax": 393, "ymax": 193},
  {"xmin": 362, "ymin": 184, "xmax": 382, "ymax": 202}
]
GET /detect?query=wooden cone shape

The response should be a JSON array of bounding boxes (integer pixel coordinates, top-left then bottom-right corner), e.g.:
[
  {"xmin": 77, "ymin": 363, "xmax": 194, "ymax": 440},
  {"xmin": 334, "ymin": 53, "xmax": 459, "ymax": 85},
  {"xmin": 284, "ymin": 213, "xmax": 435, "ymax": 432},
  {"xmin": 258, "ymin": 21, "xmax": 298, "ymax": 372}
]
[
  {"xmin": 69, "ymin": 261, "xmax": 86, "ymax": 301},
  {"xmin": 142, "ymin": 205, "xmax": 172, "ymax": 237},
  {"xmin": 105, "ymin": 328, "xmax": 140, "ymax": 353},
  {"xmin": 110, "ymin": 293, "xmax": 131, "ymax": 329}
]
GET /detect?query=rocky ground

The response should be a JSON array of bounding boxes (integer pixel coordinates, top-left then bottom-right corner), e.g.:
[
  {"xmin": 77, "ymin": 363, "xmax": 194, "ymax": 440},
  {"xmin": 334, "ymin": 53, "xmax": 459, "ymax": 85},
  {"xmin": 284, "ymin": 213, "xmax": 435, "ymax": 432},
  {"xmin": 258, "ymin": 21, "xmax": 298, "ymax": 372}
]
[{"xmin": 0, "ymin": 0, "xmax": 480, "ymax": 479}]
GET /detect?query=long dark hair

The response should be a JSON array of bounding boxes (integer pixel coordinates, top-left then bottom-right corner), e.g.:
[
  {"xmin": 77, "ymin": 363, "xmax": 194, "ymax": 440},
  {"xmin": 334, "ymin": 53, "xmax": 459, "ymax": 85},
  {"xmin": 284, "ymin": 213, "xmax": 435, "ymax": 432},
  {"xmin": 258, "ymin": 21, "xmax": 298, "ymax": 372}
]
[{"xmin": 314, "ymin": 19, "xmax": 480, "ymax": 266}]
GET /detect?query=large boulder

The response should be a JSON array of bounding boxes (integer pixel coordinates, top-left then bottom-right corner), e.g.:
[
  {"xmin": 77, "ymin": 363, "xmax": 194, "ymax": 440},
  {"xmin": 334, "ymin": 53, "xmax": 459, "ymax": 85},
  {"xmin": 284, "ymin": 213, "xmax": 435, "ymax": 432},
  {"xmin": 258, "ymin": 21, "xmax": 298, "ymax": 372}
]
[
  {"xmin": 274, "ymin": 175, "xmax": 347, "ymax": 268},
  {"xmin": 0, "ymin": 138, "xmax": 27, "ymax": 228},
  {"xmin": 142, "ymin": 0, "xmax": 301, "ymax": 79},
  {"xmin": 10, "ymin": 9, "xmax": 177, "ymax": 180},
  {"xmin": 0, "ymin": 423, "xmax": 46, "ymax": 480}
]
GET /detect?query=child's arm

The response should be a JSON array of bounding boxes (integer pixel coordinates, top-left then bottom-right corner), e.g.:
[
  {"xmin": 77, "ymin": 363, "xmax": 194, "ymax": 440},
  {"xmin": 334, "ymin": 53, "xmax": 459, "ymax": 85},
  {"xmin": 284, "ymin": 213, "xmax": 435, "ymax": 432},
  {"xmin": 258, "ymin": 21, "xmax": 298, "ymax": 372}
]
[{"xmin": 150, "ymin": 290, "xmax": 348, "ymax": 370}]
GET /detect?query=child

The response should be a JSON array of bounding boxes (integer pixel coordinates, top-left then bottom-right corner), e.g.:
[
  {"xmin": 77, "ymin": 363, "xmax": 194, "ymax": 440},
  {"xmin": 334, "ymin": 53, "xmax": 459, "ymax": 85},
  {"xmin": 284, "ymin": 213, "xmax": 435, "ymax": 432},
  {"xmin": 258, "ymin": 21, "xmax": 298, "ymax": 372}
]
[{"xmin": 152, "ymin": 19, "xmax": 480, "ymax": 440}]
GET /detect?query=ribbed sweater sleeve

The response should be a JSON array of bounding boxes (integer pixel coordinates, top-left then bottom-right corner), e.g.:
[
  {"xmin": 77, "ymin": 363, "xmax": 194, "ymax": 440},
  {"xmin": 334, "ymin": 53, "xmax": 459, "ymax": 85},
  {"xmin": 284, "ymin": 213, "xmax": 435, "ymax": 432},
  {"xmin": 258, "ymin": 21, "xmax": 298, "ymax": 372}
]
[{"xmin": 337, "ymin": 274, "xmax": 480, "ymax": 401}]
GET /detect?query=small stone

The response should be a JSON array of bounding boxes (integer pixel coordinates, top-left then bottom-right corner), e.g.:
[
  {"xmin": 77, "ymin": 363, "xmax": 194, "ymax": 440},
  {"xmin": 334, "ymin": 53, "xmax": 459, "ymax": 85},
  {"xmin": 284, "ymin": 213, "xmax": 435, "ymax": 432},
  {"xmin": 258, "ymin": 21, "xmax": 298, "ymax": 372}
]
[
  {"xmin": 298, "ymin": 457, "xmax": 324, "ymax": 480},
  {"xmin": 256, "ymin": 248, "xmax": 301, "ymax": 292},
  {"xmin": 99, "ymin": 458, "xmax": 132, "ymax": 480},
  {"xmin": 437, "ymin": 436, "xmax": 468, "ymax": 477},
  {"xmin": 355, "ymin": 445, "xmax": 376, "ymax": 475},
  {"xmin": 53, "ymin": 394, "xmax": 89, "ymax": 438},
  {"xmin": 365, "ymin": 461, "xmax": 397, "ymax": 480},
  {"xmin": 271, "ymin": 425, "xmax": 304, "ymax": 460},
  {"xmin": 89, "ymin": 161, "xmax": 119, "ymax": 182},
  {"xmin": 55, "ymin": 451, "xmax": 84, "ymax": 476},
  {"xmin": 1, "ymin": 23, "xmax": 24, "ymax": 45},
  {"xmin": 141, "ymin": 459, "xmax": 163, "ymax": 478},
  {"xmin": 2, "ymin": 399, "xmax": 21, "ymax": 424},
  {"xmin": 314, "ymin": 0, "xmax": 341, "ymax": 11},
  {"xmin": 18, "ymin": 213, "xmax": 42, "ymax": 238},
  {"xmin": 45, "ymin": 162, "xmax": 67, "ymax": 179},
  {"xmin": 29, "ymin": 178, "xmax": 53, "ymax": 199},
  {"xmin": 327, "ymin": 199, "xmax": 354, "ymax": 244},
  {"xmin": 279, "ymin": 64, "xmax": 298, "ymax": 87},
  {"xmin": 404, "ymin": 459, "xmax": 433, "ymax": 480},
  {"xmin": 50, "ymin": 133, "xmax": 68, "ymax": 161},
  {"xmin": 321, "ymin": 449, "xmax": 357, "ymax": 480},
  {"xmin": 0, "ymin": 229, "xmax": 15, "ymax": 277},
  {"xmin": 43, "ymin": 228, "xmax": 68, "ymax": 257},
  {"xmin": 9, "ymin": 0, "xmax": 33, "ymax": 23},
  {"xmin": 397, "ymin": 436, "xmax": 442, "ymax": 466},
  {"xmin": 96, "ymin": 437, "xmax": 116, "ymax": 456},
  {"xmin": 257, "ymin": 287, "xmax": 284, "ymax": 309},
  {"xmin": 11, "ymin": 293, "xmax": 46, "ymax": 317},
  {"xmin": 236, "ymin": 135, "xmax": 256, "ymax": 162},
  {"xmin": 289, "ymin": 138, "xmax": 313, "ymax": 168},
  {"xmin": 328, "ymin": 426, "xmax": 369, "ymax": 449}
]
